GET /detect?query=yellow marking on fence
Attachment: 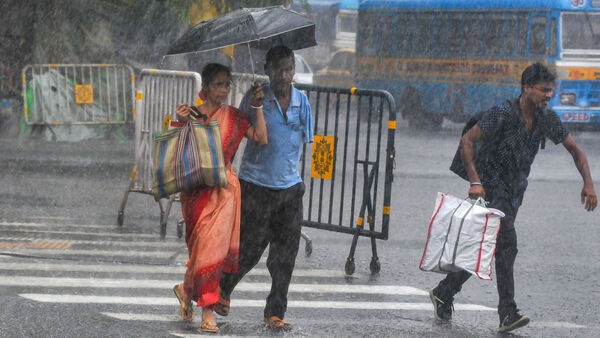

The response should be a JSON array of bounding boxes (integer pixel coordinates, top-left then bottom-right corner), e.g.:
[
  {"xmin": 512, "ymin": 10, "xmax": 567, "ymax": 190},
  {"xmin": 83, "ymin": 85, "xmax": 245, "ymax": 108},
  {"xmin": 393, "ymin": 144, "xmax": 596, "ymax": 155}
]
[
  {"xmin": 75, "ymin": 84, "xmax": 94, "ymax": 104},
  {"xmin": 50, "ymin": 64, "xmax": 58, "ymax": 68},
  {"xmin": 388, "ymin": 121, "xmax": 396, "ymax": 130},
  {"xmin": 52, "ymin": 122, "xmax": 63, "ymax": 125},
  {"xmin": 162, "ymin": 115, "xmax": 173, "ymax": 131},
  {"xmin": 311, "ymin": 135, "xmax": 335, "ymax": 180},
  {"xmin": 136, "ymin": 92, "xmax": 143, "ymax": 100},
  {"xmin": 130, "ymin": 167, "xmax": 138, "ymax": 179},
  {"xmin": 350, "ymin": 87, "xmax": 357, "ymax": 95},
  {"xmin": 22, "ymin": 74, "xmax": 26, "ymax": 84},
  {"xmin": 383, "ymin": 206, "xmax": 390, "ymax": 215},
  {"xmin": 357, "ymin": 217, "xmax": 364, "ymax": 227}
]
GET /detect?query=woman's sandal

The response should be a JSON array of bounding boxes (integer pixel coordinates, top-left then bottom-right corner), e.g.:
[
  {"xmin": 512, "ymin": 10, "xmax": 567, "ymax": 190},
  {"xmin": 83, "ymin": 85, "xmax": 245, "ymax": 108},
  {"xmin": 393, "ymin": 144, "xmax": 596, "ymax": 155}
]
[
  {"xmin": 200, "ymin": 320, "xmax": 219, "ymax": 333},
  {"xmin": 213, "ymin": 292, "xmax": 230, "ymax": 316},
  {"xmin": 264, "ymin": 316, "xmax": 293, "ymax": 331},
  {"xmin": 172, "ymin": 284, "xmax": 194, "ymax": 322}
]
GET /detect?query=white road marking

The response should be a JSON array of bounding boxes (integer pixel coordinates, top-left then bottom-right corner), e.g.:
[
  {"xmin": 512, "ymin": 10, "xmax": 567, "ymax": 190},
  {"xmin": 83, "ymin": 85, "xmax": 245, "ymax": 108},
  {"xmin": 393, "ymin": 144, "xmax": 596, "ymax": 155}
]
[
  {"xmin": 1, "ymin": 248, "xmax": 176, "ymax": 258},
  {"xmin": 4, "ymin": 276, "xmax": 425, "ymax": 295},
  {"xmin": 20, "ymin": 294, "xmax": 495, "ymax": 311},
  {"xmin": 0, "ymin": 262, "xmax": 349, "ymax": 278},
  {"xmin": 100, "ymin": 314, "xmax": 589, "ymax": 331},
  {"xmin": 528, "ymin": 321, "xmax": 587, "ymax": 329}
]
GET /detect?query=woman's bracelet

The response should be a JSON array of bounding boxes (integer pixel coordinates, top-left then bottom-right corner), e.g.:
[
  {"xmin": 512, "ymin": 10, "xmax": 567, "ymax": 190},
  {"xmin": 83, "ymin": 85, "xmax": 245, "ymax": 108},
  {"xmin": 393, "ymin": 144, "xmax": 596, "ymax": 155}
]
[
  {"xmin": 250, "ymin": 104, "xmax": 263, "ymax": 110},
  {"xmin": 470, "ymin": 182, "xmax": 482, "ymax": 187}
]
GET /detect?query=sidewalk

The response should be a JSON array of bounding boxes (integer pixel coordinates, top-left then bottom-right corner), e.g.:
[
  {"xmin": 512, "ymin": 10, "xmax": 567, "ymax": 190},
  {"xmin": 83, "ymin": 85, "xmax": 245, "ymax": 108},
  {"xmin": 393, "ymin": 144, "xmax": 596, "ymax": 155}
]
[{"xmin": 0, "ymin": 133, "xmax": 135, "ymax": 175}]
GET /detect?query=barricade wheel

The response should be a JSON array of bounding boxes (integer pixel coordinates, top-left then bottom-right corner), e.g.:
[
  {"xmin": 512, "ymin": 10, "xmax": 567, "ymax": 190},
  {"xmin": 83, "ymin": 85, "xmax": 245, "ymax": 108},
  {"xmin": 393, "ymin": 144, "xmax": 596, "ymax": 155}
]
[
  {"xmin": 369, "ymin": 258, "xmax": 381, "ymax": 274},
  {"xmin": 345, "ymin": 258, "xmax": 355, "ymax": 275},
  {"xmin": 117, "ymin": 212, "xmax": 124, "ymax": 226}
]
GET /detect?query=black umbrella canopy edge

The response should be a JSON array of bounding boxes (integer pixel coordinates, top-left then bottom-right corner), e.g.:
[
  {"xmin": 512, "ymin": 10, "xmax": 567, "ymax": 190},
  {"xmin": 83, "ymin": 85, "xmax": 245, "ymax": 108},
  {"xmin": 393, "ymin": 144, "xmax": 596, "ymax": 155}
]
[{"xmin": 165, "ymin": 6, "xmax": 316, "ymax": 56}]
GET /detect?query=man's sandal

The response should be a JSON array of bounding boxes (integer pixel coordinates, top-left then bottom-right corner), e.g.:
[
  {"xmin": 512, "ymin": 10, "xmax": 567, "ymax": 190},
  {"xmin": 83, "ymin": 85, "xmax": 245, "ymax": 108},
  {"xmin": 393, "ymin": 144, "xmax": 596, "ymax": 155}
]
[
  {"xmin": 214, "ymin": 293, "xmax": 230, "ymax": 316},
  {"xmin": 200, "ymin": 320, "xmax": 219, "ymax": 333},
  {"xmin": 172, "ymin": 284, "xmax": 194, "ymax": 322},
  {"xmin": 264, "ymin": 316, "xmax": 293, "ymax": 331}
]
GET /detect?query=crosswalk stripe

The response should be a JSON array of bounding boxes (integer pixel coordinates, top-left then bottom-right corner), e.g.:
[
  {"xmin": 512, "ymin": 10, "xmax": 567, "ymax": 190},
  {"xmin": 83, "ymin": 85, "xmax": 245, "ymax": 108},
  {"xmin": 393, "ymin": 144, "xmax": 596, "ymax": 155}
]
[
  {"xmin": 0, "ymin": 262, "xmax": 349, "ymax": 278},
  {"xmin": 0, "ymin": 248, "xmax": 176, "ymax": 258},
  {"xmin": 3, "ymin": 276, "xmax": 425, "ymax": 295},
  {"xmin": 19, "ymin": 294, "xmax": 495, "ymax": 311},
  {"xmin": 101, "ymin": 314, "xmax": 589, "ymax": 331}
]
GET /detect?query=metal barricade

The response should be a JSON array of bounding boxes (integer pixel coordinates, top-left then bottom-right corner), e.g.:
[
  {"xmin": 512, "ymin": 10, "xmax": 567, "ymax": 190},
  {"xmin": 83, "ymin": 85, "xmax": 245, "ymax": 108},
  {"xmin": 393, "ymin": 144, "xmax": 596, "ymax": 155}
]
[
  {"xmin": 117, "ymin": 69, "xmax": 202, "ymax": 238},
  {"xmin": 22, "ymin": 64, "xmax": 135, "ymax": 126},
  {"xmin": 295, "ymin": 84, "xmax": 396, "ymax": 275}
]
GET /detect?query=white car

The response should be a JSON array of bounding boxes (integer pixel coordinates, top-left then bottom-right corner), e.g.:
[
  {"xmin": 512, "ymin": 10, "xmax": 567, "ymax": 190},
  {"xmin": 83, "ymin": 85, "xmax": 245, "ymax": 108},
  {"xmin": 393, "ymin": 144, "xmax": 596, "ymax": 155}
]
[{"xmin": 293, "ymin": 54, "xmax": 314, "ymax": 85}]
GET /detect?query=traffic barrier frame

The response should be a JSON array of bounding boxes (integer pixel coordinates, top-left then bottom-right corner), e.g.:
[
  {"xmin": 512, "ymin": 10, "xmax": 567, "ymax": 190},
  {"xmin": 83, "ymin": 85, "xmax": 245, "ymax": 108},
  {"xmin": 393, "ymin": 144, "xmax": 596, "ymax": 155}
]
[
  {"xmin": 295, "ymin": 83, "xmax": 396, "ymax": 275},
  {"xmin": 21, "ymin": 64, "xmax": 135, "ymax": 127},
  {"xmin": 117, "ymin": 69, "xmax": 202, "ymax": 237}
]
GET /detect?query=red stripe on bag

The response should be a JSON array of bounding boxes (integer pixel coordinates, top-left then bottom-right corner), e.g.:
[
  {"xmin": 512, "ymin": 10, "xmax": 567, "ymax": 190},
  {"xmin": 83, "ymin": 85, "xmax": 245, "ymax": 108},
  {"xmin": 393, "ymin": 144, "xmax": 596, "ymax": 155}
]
[
  {"xmin": 419, "ymin": 193, "xmax": 446, "ymax": 269},
  {"xmin": 474, "ymin": 213, "xmax": 491, "ymax": 280}
]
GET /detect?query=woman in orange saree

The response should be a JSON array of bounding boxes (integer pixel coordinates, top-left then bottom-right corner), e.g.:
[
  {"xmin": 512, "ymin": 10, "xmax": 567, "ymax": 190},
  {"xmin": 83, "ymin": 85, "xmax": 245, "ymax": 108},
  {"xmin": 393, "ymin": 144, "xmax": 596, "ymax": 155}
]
[{"xmin": 172, "ymin": 63, "xmax": 267, "ymax": 333}]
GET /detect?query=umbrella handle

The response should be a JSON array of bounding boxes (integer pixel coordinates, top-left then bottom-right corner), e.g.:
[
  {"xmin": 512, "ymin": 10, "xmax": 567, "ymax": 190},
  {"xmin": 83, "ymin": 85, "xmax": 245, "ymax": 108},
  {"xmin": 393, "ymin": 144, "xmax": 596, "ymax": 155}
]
[{"xmin": 247, "ymin": 43, "xmax": 255, "ymax": 81}]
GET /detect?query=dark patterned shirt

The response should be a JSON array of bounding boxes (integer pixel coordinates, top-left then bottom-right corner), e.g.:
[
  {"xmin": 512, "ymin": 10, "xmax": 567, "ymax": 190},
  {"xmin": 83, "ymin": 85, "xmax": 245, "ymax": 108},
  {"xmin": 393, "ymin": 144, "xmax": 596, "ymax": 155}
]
[{"xmin": 475, "ymin": 98, "xmax": 568, "ymax": 212}]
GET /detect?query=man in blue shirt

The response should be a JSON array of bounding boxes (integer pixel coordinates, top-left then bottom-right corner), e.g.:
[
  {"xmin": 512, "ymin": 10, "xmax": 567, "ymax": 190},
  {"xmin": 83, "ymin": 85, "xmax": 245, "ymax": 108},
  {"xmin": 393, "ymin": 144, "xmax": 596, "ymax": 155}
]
[
  {"xmin": 218, "ymin": 45, "xmax": 313, "ymax": 331},
  {"xmin": 430, "ymin": 62, "xmax": 597, "ymax": 333}
]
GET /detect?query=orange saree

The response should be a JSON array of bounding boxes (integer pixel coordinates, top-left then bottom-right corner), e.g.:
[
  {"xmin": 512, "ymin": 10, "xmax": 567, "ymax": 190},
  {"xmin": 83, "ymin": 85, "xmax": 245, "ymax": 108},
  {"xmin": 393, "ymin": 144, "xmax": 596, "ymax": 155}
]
[{"xmin": 179, "ymin": 104, "xmax": 249, "ymax": 307}]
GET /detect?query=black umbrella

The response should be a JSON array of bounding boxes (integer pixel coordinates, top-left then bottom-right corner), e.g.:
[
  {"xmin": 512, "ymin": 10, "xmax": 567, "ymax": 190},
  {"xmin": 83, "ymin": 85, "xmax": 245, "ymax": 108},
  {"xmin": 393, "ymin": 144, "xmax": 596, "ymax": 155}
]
[{"xmin": 166, "ymin": 6, "xmax": 317, "ymax": 56}]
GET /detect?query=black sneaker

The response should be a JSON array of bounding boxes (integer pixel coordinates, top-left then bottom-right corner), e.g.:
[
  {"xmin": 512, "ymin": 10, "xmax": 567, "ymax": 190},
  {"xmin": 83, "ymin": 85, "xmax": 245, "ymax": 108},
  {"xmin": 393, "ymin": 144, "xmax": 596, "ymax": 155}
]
[
  {"xmin": 498, "ymin": 310, "xmax": 530, "ymax": 332},
  {"xmin": 429, "ymin": 288, "xmax": 453, "ymax": 321}
]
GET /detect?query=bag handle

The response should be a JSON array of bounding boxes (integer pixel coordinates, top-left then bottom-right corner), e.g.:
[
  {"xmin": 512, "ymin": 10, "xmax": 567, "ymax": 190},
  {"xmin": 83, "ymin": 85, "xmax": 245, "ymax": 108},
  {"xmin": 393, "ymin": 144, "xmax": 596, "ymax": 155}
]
[
  {"xmin": 467, "ymin": 196, "xmax": 488, "ymax": 207},
  {"xmin": 190, "ymin": 105, "xmax": 213, "ymax": 125}
]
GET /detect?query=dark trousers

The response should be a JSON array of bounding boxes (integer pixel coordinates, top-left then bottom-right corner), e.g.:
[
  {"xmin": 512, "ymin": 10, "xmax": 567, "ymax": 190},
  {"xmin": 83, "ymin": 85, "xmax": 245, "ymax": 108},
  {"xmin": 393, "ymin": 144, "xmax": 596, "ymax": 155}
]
[
  {"xmin": 220, "ymin": 180, "xmax": 305, "ymax": 319},
  {"xmin": 435, "ymin": 210, "xmax": 519, "ymax": 320}
]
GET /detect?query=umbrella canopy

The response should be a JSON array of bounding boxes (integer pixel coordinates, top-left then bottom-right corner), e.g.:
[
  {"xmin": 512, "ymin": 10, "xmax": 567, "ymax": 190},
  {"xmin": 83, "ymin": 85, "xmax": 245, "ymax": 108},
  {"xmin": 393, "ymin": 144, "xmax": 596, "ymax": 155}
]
[{"xmin": 167, "ymin": 6, "xmax": 317, "ymax": 56}]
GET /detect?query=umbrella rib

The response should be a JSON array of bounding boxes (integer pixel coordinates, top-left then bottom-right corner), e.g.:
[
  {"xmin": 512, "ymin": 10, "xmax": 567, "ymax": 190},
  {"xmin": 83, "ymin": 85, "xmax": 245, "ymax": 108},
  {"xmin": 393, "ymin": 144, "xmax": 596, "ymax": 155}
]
[{"xmin": 257, "ymin": 24, "xmax": 315, "ymax": 40}]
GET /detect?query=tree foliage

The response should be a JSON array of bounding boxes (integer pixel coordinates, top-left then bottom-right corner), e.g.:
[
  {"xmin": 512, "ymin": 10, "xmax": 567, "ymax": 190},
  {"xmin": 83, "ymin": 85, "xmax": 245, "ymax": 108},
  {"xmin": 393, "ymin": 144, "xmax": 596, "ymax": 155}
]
[{"xmin": 165, "ymin": 0, "xmax": 304, "ymax": 23}]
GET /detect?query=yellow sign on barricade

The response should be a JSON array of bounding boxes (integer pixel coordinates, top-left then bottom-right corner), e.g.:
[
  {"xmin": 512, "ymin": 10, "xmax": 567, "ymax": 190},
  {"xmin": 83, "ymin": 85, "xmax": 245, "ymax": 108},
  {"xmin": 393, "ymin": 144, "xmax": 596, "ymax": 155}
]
[
  {"xmin": 311, "ymin": 135, "xmax": 335, "ymax": 180},
  {"xmin": 75, "ymin": 84, "xmax": 94, "ymax": 104}
]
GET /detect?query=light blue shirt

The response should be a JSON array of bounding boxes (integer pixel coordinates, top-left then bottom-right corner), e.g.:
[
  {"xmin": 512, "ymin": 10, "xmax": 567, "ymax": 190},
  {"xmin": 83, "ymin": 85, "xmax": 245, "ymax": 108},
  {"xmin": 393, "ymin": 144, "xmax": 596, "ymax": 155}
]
[{"xmin": 238, "ymin": 84, "xmax": 313, "ymax": 189}]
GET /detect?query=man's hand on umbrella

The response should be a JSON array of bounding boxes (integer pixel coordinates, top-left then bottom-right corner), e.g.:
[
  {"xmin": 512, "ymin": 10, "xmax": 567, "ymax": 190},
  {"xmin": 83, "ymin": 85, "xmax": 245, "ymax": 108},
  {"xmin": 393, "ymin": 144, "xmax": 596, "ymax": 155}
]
[{"xmin": 250, "ymin": 82, "xmax": 264, "ymax": 108}]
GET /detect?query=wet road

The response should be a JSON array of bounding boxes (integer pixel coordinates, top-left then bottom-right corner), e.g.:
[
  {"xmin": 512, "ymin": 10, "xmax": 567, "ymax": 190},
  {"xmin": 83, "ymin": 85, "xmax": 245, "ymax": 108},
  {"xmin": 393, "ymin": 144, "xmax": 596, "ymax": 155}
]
[{"xmin": 0, "ymin": 121, "xmax": 599, "ymax": 337}]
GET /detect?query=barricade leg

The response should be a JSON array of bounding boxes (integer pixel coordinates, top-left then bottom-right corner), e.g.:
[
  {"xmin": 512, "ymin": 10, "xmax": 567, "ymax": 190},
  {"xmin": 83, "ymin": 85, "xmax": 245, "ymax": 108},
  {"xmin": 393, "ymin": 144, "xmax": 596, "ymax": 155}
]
[
  {"xmin": 177, "ymin": 218, "xmax": 185, "ymax": 239},
  {"xmin": 159, "ymin": 194, "xmax": 178, "ymax": 238},
  {"xmin": 117, "ymin": 166, "xmax": 138, "ymax": 226},
  {"xmin": 345, "ymin": 161, "xmax": 379, "ymax": 275},
  {"xmin": 301, "ymin": 230, "xmax": 312, "ymax": 257}
]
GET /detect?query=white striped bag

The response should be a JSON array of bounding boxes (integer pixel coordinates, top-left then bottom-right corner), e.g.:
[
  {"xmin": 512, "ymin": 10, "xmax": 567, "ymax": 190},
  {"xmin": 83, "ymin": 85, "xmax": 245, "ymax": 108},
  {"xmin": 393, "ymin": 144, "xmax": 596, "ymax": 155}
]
[
  {"xmin": 419, "ymin": 192, "xmax": 504, "ymax": 280},
  {"xmin": 152, "ymin": 118, "xmax": 227, "ymax": 200}
]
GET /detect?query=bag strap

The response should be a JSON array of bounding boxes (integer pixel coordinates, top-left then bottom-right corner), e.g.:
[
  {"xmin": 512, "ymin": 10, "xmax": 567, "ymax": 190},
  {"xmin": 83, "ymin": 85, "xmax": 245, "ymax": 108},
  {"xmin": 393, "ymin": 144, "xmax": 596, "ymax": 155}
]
[
  {"xmin": 437, "ymin": 198, "xmax": 470, "ymax": 270},
  {"xmin": 190, "ymin": 105, "xmax": 213, "ymax": 125},
  {"xmin": 450, "ymin": 200, "xmax": 477, "ymax": 266}
]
